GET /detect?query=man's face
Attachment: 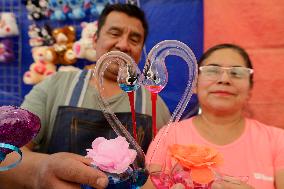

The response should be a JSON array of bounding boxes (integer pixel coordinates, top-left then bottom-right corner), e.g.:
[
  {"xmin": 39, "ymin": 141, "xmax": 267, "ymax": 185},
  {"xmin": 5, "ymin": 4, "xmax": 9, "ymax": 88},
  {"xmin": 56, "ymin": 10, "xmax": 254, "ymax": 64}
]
[{"xmin": 94, "ymin": 11, "xmax": 145, "ymax": 64}]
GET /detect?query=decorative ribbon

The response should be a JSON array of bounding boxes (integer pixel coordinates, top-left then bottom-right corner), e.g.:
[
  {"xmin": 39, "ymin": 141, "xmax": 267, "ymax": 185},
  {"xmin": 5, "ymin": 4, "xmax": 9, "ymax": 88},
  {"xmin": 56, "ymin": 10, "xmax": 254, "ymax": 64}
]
[{"xmin": 0, "ymin": 143, "xmax": 22, "ymax": 171}]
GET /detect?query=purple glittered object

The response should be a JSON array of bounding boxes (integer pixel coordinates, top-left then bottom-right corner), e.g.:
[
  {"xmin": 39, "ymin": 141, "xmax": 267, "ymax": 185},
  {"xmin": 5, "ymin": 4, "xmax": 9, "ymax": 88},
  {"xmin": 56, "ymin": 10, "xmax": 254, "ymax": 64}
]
[
  {"xmin": 0, "ymin": 39, "xmax": 15, "ymax": 63},
  {"xmin": 0, "ymin": 106, "xmax": 41, "ymax": 155}
]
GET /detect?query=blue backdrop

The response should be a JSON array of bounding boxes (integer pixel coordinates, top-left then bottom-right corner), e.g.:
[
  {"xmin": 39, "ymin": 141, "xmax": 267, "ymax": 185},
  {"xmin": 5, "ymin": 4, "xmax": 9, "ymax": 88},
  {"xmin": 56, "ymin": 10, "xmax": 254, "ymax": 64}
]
[
  {"xmin": 141, "ymin": 0, "xmax": 203, "ymax": 115},
  {"xmin": 4, "ymin": 0, "xmax": 203, "ymax": 117}
]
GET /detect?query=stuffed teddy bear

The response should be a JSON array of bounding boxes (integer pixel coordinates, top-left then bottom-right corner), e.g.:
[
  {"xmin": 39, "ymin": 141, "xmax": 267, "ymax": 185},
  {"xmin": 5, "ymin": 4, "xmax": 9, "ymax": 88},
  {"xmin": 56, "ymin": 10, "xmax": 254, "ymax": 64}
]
[
  {"xmin": 24, "ymin": 0, "xmax": 49, "ymax": 20},
  {"xmin": 23, "ymin": 46, "xmax": 57, "ymax": 85},
  {"xmin": 48, "ymin": 0, "xmax": 69, "ymax": 21},
  {"xmin": 67, "ymin": 0, "xmax": 86, "ymax": 20},
  {"xmin": 23, "ymin": 61, "xmax": 56, "ymax": 85},
  {"xmin": 49, "ymin": 25, "xmax": 77, "ymax": 65},
  {"xmin": 73, "ymin": 21, "xmax": 97, "ymax": 62},
  {"xmin": 0, "ymin": 12, "xmax": 19, "ymax": 37},
  {"xmin": 0, "ymin": 39, "xmax": 15, "ymax": 63},
  {"xmin": 28, "ymin": 24, "xmax": 55, "ymax": 47}
]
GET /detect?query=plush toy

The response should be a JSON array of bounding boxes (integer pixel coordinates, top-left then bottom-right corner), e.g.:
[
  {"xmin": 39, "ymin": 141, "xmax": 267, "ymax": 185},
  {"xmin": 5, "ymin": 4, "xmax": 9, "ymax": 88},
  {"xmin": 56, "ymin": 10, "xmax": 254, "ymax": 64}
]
[
  {"xmin": 95, "ymin": 0, "xmax": 108, "ymax": 14},
  {"xmin": 23, "ymin": 46, "xmax": 57, "ymax": 85},
  {"xmin": 0, "ymin": 12, "xmax": 19, "ymax": 37},
  {"xmin": 23, "ymin": 61, "xmax": 56, "ymax": 85},
  {"xmin": 38, "ymin": 0, "xmax": 49, "ymax": 16},
  {"xmin": 28, "ymin": 24, "xmax": 55, "ymax": 47},
  {"xmin": 24, "ymin": 0, "xmax": 49, "ymax": 20},
  {"xmin": 73, "ymin": 21, "xmax": 97, "ymax": 62},
  {"xmin": 0, "ymin": 39, "xmax": 15, "ymax": 63},
  {"xmin": 84, "ymin": 0, "xmax": 108, "ymax": 16},
  {"xmin": 48, "ymin": 0, "xmax": 69, "ymax": 21},
  {"xmin": 49, "ymin": 26, "xmax": 77, "ymax": 65},
  {"xmin": 67, "ymin": 0, "xmax": 86, "ymax": 20},
  {"xmin": 28, "ymin": 24, "xmax": 42, "ymax": 47}
]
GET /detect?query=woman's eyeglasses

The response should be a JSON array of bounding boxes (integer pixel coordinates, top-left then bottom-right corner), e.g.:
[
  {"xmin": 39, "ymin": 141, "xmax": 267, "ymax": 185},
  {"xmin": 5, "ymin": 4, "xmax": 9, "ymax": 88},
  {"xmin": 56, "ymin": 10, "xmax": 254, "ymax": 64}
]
[{"xmin": 199, "ymin": 65, "xmax": 253, "ymax": 80}]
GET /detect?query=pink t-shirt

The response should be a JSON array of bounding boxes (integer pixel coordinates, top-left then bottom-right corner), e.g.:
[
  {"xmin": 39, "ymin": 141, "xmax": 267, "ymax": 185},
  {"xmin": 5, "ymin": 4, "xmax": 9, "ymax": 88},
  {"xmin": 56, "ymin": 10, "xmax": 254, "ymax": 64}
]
[{"xmin": 146, "ymin": 118, "xmax": 284, "ymax": 189}]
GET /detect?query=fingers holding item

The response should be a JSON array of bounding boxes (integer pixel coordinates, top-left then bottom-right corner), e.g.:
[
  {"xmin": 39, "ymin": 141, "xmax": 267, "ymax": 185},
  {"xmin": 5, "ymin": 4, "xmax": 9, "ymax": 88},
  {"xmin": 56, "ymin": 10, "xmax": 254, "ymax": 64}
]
[
  {"xmin": 52, "ymin": 154, "xmax": 108, "ymax": 188},
  {"xmin": 170, "ymin": 183, "xmax": 185, "ymax": 189},
  {"xmin": 52, "ymin": 152, "xmax": 93, "ymax": 166},
  {"xmin": 211, "ymin": 180, "xmax": 254, "ymax": 189},
  {"xmin": 104, "ymin": 62, "xmax": 119, "ymax": 81},
  {"xmin": 41, "ymin": 179, "xmax": 82, "ymax": 189}
]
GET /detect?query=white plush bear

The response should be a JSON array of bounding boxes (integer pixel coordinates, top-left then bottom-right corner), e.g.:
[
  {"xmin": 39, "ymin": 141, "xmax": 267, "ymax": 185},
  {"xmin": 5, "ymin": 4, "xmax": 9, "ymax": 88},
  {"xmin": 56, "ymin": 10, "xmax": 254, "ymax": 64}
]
[
  {"xmin": 0, "ymin": 12, "xmax": 19, "ymax": 37},
  {"xmin": 73, "ymin": 21, "xmax": 97, "ymax": 62},
  {"xmin": 23, "ymin": 46, "xmax": 56, "ymax": 85}
]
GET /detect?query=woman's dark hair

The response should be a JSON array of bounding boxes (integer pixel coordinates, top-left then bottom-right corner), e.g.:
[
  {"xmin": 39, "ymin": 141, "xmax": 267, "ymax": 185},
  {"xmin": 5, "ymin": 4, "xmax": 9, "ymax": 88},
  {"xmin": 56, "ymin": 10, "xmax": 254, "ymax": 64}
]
[
  {"xmin": 97, "ymin": 3, "xmax": 149, "ymax": 43},
  {"xmin": 198, "ymin": 43, "xmax": 254, "ymax": 87}
]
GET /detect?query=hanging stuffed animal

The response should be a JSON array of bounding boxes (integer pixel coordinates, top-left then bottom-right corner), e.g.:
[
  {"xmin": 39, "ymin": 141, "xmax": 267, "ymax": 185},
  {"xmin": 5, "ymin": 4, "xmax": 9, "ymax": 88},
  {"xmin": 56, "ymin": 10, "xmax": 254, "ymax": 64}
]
[
  {"xmin": 24, "ymin": 0, "xmax": 49, "ymax": 20},
  {"xmin": 0, "ymin": 39, "xmax": 15, "ymax": 63},
  {"xmin": 38, "ymin": 0, "xmax": 49, "ymax": 16},
  {"xmin": 28, "ymin": 24, "xmax": 43, "ymax": 47},
  {"xmin": 48, "ymin": 0, "xmax": 69, "ymax": 21},
  {"xmin": 73, "ymin": 21, "xmax": 97, "ymax": 62},
  {"xmin": 28, "ymin": 24, "xmax": 55, "ymax": 47},
  {"xmin": 23, "ymin": 46, "xmax": 57, "ymax": 85},
  {"xmin": 0, "ymin": 12, "xmax": 19, "ymax": 37},
  {"xmin": 49, "ymin": 25, "xmax": 77, "ymax": 65},
  {"xmin": 84, "ymin": 0, "xmax": 108, "ymax": 16},
  {"xmin": 67, "ymin": 0, "xmax": 86, "ymax": 20}
]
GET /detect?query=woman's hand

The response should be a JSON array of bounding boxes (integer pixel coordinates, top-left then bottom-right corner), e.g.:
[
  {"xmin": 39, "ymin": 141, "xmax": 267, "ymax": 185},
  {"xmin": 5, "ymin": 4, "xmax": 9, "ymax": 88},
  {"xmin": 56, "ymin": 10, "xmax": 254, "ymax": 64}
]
[
  {"xmin": 211, "ymin": 180, "xmax": 254, "ymax": 189},
  {"xmin": 170, "ymin": 183, "xmax": 185, "ymax": 189}
]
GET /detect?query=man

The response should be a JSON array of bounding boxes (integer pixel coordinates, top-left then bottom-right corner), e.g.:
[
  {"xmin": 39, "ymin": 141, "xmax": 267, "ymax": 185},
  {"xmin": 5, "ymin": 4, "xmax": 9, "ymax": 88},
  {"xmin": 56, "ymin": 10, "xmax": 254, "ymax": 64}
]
[{"xmin": 0, "ymin": 3, "xmax": 170, "ymax": 189}]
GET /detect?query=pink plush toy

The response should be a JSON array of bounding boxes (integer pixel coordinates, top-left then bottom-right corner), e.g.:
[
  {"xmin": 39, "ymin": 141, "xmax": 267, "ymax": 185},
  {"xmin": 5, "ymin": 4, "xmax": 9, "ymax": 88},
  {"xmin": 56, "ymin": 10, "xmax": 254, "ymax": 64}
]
[
  {"xmin": 23, "ymin": 46, "xmax": 56, "ymax": 85},
  {"xmin": 0, "ymin": 39, "xmax": 15, "ymax": 63},
  {"xmin": 73, "ymin": 21, "xmax": 97, "ymax": 62},
  {"xmin": 0, "ymin": 12, "xmax": 19, "ymax": 37}
]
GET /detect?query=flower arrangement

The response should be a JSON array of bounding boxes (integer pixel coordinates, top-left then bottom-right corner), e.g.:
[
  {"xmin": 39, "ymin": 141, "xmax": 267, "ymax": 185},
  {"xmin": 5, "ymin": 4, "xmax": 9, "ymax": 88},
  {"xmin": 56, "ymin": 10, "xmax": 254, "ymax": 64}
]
[
  {"xmin": 151, "ymin": 144, "xmax": 223, "ymax": 189},
  {"xmin": 82, "ymin": 136, "xmax": 138, "ymax": 189},
  {"xmin": 169, "ymin": 144, "xmax": 223, "ymax": 184},
  {"xmin": 86, "ymin": 136, "xmax": 137, "ymax": 174}
]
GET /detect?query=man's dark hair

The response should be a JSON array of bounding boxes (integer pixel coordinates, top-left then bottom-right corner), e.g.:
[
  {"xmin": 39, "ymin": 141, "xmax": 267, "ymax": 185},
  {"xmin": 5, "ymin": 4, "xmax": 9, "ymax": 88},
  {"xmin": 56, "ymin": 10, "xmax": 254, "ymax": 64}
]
[{"xmin": 97, "ymin": 3, "xmax": 149, "ymax": 43}]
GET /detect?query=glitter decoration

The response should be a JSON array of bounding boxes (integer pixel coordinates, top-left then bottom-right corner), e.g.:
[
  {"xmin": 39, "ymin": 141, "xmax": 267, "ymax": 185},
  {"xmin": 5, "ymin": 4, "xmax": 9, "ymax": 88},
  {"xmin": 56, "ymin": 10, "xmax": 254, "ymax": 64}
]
[{"xmin": 0, "ymin": 106, "xmax": 41, "ymax": 156}]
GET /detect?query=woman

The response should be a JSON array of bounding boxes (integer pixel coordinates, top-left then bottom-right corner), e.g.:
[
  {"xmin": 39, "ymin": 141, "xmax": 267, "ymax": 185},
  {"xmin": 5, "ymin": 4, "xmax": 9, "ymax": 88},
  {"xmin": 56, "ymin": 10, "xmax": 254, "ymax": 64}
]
[{"xmin": 143, "ymin": 44, "xmax": 284, "ymax": 189}]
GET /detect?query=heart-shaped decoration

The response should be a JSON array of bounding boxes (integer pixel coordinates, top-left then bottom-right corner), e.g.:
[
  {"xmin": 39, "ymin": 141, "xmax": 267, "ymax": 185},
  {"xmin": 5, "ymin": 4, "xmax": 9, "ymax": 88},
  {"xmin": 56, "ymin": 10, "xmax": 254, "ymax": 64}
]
[
  {"xmin": 0, "ymin": 106, "xmax": 41, "ymax": 156},
  {"xmin": 94, "ymin": 41, "xmax": 197, "ymax": 187}
]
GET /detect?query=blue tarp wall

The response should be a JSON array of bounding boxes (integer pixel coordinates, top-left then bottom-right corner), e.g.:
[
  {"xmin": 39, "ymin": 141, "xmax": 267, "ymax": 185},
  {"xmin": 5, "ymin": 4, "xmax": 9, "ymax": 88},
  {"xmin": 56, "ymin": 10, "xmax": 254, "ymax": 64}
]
[{"xmin": 1, "ymin": 0, "xmax": 203, "ymax": 117}]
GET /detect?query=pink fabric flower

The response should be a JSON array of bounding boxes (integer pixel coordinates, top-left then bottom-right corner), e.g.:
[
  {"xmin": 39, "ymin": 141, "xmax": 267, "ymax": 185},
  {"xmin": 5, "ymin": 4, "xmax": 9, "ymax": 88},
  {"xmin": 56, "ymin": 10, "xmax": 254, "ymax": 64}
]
[{"xmin": 86, "ymin": 136, "xmax": 137, "ymax": 174}]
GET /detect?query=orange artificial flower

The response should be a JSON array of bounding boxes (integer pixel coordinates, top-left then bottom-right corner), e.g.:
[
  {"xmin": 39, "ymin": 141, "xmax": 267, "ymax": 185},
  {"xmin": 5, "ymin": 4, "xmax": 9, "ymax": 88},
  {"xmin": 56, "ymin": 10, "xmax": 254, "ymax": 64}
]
[{"xmin": 169, "ymin": 144, "xmax": 223, "ymax": 184}]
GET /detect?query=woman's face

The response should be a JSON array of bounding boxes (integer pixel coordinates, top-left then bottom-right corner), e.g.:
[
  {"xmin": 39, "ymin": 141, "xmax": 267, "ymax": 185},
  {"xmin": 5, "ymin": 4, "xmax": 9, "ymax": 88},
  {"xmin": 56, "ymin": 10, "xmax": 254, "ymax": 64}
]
[{"xmin": 197, "ymin": 48, "xmax": 252, "ymax": 115}]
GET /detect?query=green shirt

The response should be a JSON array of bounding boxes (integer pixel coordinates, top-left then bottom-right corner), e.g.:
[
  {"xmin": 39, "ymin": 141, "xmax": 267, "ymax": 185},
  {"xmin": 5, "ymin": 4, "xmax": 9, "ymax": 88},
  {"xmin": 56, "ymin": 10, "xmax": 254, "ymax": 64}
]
[{"xmin": 21, "ymin": 70, "xmax": 171, "ymax": 151}]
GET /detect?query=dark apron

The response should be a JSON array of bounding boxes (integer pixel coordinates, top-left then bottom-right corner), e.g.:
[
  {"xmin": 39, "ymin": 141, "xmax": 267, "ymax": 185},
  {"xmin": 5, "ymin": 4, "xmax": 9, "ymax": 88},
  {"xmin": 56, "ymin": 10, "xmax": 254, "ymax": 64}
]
[{"xmin": 46, "ymin": 70, "xmax": 152, "ymax": 155}]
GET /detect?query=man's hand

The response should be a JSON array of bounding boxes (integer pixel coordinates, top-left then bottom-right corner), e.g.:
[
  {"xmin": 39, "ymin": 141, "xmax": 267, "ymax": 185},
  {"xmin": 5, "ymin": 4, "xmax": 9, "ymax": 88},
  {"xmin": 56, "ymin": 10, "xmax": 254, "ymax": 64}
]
[
  {"xmin": 0, "ymin": 148, "xmax": 108, "ymax": 189},
  {"xmin": 103, "ymin": 62, "xmax": 119, "ymax": 81},
  {"xmin": 33, "ymin": 152, "xmax": 108, "ymax": 189}
]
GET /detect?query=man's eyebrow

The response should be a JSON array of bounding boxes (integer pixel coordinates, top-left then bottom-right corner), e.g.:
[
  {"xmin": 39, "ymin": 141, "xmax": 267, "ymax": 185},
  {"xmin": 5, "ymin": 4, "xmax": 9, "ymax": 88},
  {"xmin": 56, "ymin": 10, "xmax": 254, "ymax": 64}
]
[
  {"xmin": 130, "ymin": 32, "xmax": 143, "ymax": 39},
  {"xmin": 107, "ymin": 26, "xmax": 122, "ymax": 32},
  {"xmin": 106, "ymin": 26, "xmax": 144, "ymax": 40}
]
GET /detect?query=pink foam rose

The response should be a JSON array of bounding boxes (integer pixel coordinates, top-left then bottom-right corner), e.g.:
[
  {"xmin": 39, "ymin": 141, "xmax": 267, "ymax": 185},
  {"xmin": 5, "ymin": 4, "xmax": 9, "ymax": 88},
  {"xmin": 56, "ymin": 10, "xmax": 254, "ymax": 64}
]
[{"xmin": 86, "ymin": 136, "xmax": 137, "ymax": 174}]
